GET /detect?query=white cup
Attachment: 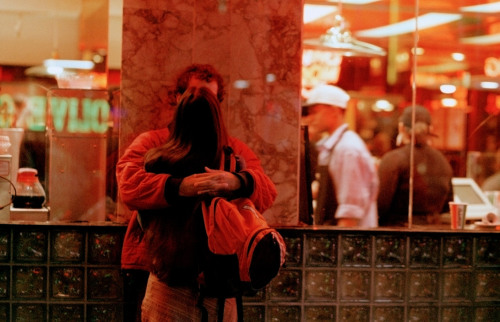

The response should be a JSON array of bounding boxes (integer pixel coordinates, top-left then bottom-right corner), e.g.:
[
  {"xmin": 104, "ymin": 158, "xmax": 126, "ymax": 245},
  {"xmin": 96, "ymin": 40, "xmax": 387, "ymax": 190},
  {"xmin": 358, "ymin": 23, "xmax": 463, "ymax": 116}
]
[{"xmin": 449, "ymin": 202, "xmax": 467, "ymax": 229}]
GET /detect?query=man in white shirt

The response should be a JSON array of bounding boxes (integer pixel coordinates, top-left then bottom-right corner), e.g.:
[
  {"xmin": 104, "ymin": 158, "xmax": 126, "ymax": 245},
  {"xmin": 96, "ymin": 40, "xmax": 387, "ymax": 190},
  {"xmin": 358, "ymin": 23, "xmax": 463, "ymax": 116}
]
[{"xmin": 302, "ymin": 84, "xmax": 378, "ymax": 228}]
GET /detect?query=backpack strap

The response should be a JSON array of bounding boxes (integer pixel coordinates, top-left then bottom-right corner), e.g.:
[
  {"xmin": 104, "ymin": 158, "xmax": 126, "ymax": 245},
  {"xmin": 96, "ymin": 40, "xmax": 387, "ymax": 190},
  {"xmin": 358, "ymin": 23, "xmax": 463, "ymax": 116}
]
[{"xmin": 223, "ymin": 146, "xmax": 237, "ymax": 172}]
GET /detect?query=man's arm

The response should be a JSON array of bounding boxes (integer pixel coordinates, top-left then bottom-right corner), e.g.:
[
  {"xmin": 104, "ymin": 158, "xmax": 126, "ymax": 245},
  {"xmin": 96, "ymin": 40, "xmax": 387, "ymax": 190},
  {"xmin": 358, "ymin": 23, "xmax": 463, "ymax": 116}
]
[
  {"xmin": 333, "ymin": 148, "xmax": 376, "ymax": 225},
  {"xmin": 116, "ymin": 129, "xmax": 171, "ymax": 210}
]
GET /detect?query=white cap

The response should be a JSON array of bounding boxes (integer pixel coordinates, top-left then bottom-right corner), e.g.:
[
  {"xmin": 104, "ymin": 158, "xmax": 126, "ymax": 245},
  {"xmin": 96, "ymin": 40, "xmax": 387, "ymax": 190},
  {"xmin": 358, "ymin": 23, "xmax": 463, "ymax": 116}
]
[{"xmin": 303, "ymin": 84, "xmax": 350, "ymax": 109}]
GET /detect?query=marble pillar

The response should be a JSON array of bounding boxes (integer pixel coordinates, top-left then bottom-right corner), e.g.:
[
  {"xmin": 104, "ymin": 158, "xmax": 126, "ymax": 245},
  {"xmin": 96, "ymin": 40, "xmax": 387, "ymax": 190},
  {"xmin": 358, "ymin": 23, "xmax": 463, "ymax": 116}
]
[{"xmin": 119, "ymin": 0, "xmax": 302, "ymax": 225}]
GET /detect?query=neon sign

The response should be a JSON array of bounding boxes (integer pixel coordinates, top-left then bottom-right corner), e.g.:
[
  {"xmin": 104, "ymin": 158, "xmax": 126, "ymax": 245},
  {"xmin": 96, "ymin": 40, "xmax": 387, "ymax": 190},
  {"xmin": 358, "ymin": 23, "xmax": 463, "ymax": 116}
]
[
  {"xmin": 0, "ymin": 92, "xmax": 110, "ymax": 134},
  {"xmin": 49, "ymin": 97, "xmax": 110, "ymax": 134}
]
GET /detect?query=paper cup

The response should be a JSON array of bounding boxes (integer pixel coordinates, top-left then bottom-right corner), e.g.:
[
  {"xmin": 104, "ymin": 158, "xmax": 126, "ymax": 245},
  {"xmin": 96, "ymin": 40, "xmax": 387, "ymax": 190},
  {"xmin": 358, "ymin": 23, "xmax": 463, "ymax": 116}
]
[{"xmin": 449, "ymin": 202, "xmax": 467, "ymax": 229}]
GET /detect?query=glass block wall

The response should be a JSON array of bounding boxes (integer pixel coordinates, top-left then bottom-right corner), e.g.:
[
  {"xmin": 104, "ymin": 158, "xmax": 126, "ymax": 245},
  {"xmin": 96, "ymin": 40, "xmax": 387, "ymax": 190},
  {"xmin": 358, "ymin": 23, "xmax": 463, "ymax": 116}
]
[
  {"xmin": 243, "ymin": 229, "xmax": 500, "ymax": 322},
  {"xmin": 0, "ymin": 224, "xmax": 125, "ymax": 322},
  {"xmin": 1, "ymin": 224, "xmax": 498, "ymax": 321}
]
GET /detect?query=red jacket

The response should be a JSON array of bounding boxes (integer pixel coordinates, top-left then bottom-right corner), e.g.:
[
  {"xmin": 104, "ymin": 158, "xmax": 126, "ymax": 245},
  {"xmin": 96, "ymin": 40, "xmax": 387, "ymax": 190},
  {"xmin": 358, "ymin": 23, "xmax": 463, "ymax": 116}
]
[{"xmin": 117, "ymin": 128, "xmax": 277, "ymax": 270}]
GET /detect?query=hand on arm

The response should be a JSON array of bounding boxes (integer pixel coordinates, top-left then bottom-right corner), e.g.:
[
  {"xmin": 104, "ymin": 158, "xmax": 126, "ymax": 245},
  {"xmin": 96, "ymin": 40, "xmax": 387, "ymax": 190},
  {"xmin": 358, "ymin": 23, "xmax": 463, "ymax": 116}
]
[{"xmin": 179, "ymin": 167, "xmax": 242, "ymax": 197}]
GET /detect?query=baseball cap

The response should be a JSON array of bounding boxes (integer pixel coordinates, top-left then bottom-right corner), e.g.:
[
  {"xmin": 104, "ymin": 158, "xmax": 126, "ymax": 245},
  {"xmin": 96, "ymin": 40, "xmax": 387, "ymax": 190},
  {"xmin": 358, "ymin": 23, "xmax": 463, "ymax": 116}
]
[
  {"xmin": 400, "ymin": 105, "xmax": 431, "ymax": 128},
  {"xmin": 303, "ymin": 85, "xmax": 350, "ymax": 109}
]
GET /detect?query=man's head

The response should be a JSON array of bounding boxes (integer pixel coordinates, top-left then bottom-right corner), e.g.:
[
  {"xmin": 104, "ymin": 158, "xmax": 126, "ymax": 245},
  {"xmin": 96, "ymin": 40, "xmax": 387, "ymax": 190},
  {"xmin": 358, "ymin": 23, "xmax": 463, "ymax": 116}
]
[
  {"xmin": 175, "ymin": 64, "xmax": 226, "ymax": 103},
  {"xmin": 397, "ymin": 105, "xmax": 434, "ymax": 146},
  {"xmin": 400, "ymin": 105, "xmax": 431, "ymax": 129},
  {"xmin": 302, "ymin": 84, "xmax": 350, "ymax": 136}
]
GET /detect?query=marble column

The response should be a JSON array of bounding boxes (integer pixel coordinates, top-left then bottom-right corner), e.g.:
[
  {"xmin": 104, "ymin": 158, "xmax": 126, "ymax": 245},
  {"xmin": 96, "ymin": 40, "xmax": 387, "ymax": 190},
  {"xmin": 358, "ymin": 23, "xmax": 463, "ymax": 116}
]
[{"xmin": 118, "ymin": 0, "xmax": 302, "ymax": 225}]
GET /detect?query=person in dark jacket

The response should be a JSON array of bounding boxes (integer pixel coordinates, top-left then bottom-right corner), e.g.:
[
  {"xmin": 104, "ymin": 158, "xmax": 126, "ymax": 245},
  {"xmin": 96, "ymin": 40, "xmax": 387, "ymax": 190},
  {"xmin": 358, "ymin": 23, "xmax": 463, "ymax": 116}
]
[{"xmin": 377, "ymin": 105, "xmax": 453, "ymax": 226}]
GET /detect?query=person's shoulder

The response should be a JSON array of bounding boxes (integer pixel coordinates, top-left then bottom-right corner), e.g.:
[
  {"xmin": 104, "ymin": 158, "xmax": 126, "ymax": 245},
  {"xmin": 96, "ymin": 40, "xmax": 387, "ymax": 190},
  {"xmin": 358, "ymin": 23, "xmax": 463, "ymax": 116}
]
[
  {"xmin": 379, "ymin": 147, "xmax": 406, "ymax": 164},
  {"xmin": 136, "ymin": 128, "xmax": 169, "ymax": 140},
  {"xmin": 228, "ymin": 136, "xmax": 250, "ymax": 149},
  {"xmin": 129, "ymin": 128, "xmax": 169, "ymax": 149}
]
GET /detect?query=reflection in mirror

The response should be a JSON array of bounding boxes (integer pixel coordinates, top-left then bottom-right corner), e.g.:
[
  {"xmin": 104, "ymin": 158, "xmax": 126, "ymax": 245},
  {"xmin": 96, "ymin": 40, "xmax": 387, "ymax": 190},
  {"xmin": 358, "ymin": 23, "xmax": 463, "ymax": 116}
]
[
  {"xmin": 302, "ymin": 1, "xmax": 500, "ymax": 230},
  {"xmin": 0, "ymin": 0, "xmax": 121, "ymax": 222}
]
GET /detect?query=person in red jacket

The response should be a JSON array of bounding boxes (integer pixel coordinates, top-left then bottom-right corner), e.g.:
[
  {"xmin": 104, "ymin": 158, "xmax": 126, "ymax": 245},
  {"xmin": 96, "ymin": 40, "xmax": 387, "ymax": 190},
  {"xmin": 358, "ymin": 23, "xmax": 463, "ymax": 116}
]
[{"xmin": 116, "ymin": 64, "xmax": 277, "ymax": 321}]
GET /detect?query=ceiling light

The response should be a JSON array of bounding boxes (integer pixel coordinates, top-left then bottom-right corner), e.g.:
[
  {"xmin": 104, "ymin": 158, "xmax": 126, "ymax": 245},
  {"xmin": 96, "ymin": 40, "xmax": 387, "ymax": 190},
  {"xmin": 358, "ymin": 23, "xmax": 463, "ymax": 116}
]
[
  {"xmin": 460, "ymin": 33, "xmax": 500, "ymax": 45},
  {"xmin": 372, "ymin": 99, "xmax": 394, "ymax": 112},
  {"xmin": 411, "ymin": 47, "xmax": 425, "ymax": 55},
  {"xmin": 441, "ymin": 98, "xmax": 458, "ymax": 107},
  {"xmin": 460, "ymin": 1, "xmax": 500, "ymax": 13},
  {"xmin": 304, "ymin": 14, "xmax": 386, "ymax": 56},
  {"xmin": 440, "ymin": 84, "xmax": 456, "ymax": 94},
  {"xmin": 480, "ymin": 82, "xmax": 500, "ymax": 90},
  {"xmin": 356, "ymin": 13, "xmax": 462, "ymax": 38},
  {"xmin": 44, "ymin": 59, "xmax": 95, "ymax": 70},
  {"xmin": 304, "ymin": 5, "xmax": 337, "ymax": 24},
  {"xmin": 451, "ymin": 53, "xmax": 465, "ymax": 61}
]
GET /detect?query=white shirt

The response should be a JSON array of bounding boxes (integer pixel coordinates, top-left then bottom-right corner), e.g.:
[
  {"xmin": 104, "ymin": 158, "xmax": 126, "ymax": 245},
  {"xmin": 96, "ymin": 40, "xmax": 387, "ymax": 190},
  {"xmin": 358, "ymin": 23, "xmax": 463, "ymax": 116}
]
[{"xmin": 317, "ymin": 124, "xmax": 379, "ymax": 228}]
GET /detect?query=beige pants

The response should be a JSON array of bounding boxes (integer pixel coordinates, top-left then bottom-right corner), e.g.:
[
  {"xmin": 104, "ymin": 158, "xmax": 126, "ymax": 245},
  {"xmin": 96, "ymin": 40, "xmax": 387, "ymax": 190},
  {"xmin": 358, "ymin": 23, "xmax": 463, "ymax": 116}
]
[{"xmin": 141, "ymin": 274, "xmax": 238, "ymax": 322}]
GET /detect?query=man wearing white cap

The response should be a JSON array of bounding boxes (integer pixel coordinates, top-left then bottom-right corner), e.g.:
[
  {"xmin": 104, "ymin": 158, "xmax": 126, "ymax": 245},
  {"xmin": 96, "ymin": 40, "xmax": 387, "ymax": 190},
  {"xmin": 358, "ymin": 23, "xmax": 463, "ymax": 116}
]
[{"xmin": 303, "ymin": 84, "xmax": 378, "ymax": 227}]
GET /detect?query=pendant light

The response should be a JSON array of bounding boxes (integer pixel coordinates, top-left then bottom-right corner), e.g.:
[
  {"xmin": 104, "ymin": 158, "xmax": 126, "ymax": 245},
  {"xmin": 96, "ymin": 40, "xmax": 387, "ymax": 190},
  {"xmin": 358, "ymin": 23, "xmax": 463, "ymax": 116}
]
[{"xmin": 303, "ymin": 1, "xmax": 386, "ymax": 57}]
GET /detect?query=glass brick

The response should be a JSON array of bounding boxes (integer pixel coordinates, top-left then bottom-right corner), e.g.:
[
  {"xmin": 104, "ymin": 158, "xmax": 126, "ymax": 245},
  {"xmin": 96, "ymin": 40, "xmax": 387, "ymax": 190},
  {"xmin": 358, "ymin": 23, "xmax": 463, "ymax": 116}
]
[
  {"xmin": 51, "ymin": 231, "xmax": 84, "ymax": 262},
  {"xmin": 88, "ymin": 232, "xmax": 122, "ymax": 264},
  {"xmin": 268, "ymin": 269, "xmax": 301, "ymax": 301},
  {"xmin": 13, "ymin": 266, "xmax": 45, "ymax": 299},
  {"xmin": 87, "ymin": 304, "xmax": 121, "ymax": 322},
  {"xmin": 282, "ymin": 234, "xmax": 302, "ymax": 267},
  {"xmin": 409, "ymin": 272, "xmax": 438, "ymax": 301},
  {"xmin": 88, "ymin": 268, "xmax": 122, "ymax": 299},
  {"xmin": 441, "ymin": 306, "xmax": 472, "ymax": 322},
  {"xmin": 50, "ymin": 305, "xmax": 84, "ymax": 322},
  {"xmin": 14, "ymin": 230, "xmax": 47, "ymax": 262},
  {"xmin": 0, "ymin": 267, "xmax": 9, "ymax": 298},
  {"xmin": 0, "ymin": 303, "xmax": 8, "ymax": 321},
  {"xmin": 306, "ymin": 235, "xmax": 337, "ymax": 266},
  {"xmin": 408, "ymin": 306, "xmax": 438, "ymax": 321},
  {"xmin": 443, "ymin": 236, "xmax": 472, "ymax": 267},
  {"xmin": 305, "ymin": 270, "xmax": 336, "ymax": 300},
  {"xmin": 243, "ymin": 287, "xmax": 265, "ymax": 302},
  {"xmin": 0, "ymin": 230, "xmax": 10, "ymax": 261},
  {"xmin": 442, "ymin": 272, "xmax": 471, "ymax": 301},
  {"xmin": 475, "ymin": 269, "xmax": 500, "ymax": 299},
  {"xmin": 304, "ymin": 306, "xmax": 335, "ymax": 321},
  {"xmin": 340, "ymin": 271, "xmax": 370, "ymax": 301},
  {"xmin": 51, "ymin": 267, "xmax": 84, "ymax": 299},
  {"xmin": 243, "ymin": 305, "xmax": 265, "ymax": 322},
  {"xmin": 340, "ymin": 235, "xmax": 371, "ymax": 267},
  {"xmin": 338, "ymin": 306, "xmax": 369, "ymax": 321},
  {"xmin": 374, "ymin": 271, "xmax": 405, "ymax": 301},
  {"xmin": 476, "ymin": 236, "xmax": 500, "ymax": 267},
  {"xmin": 372, "ymin": 306, "xmax": 404, "ymax": 322},
  {"xmin": 409, "ymin": 236, "xmax": 439, "ymax": 267},
  {"xmin": 267, "ymin": 306, "xmax": 300, "ymax": 322},
  {"xmin": 13, "ymin": 304, "xmax": 46, "ymax": 322},
  {"xmin": 474, "ymin": 306, "xmax": 500, "ymax": 322},
  {"xmin": 375, "ymin": 235, "xmax": 405, "ymax": 267}
]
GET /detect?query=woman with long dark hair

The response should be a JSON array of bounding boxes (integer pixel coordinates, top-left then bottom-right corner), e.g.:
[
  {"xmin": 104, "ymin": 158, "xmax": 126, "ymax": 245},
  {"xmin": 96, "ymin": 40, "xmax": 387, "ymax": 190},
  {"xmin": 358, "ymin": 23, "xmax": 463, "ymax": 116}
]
[{"xmin": 139, "ymin": 87, "xmax": 252, "ymax": 321}]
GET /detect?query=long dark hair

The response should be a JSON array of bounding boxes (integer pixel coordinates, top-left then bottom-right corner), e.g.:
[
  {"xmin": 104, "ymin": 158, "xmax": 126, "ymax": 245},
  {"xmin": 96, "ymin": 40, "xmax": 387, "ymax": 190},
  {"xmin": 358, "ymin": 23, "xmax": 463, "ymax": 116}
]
[
  {"xmin": 142, "ymin": 87, "xmax": 229, "ymax": 283},
  {"xmin": 144, "ymin": 86, "xmax": 229, "ymax": 176}
]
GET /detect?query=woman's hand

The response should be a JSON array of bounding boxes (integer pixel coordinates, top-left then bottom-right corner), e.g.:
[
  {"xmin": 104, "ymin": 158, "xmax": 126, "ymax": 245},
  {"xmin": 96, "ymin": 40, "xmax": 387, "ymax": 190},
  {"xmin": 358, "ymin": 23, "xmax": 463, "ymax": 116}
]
[{"xmin": 178, "ymin": 167, "xmax": 241, "ymax": 197}]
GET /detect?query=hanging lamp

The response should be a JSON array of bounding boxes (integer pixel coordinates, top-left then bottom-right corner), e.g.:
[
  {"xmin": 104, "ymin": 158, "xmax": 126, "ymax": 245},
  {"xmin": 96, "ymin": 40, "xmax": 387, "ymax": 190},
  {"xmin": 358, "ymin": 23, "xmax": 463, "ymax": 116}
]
[{"xmin": 303, "ymin": 1, "xmax": 386, "ymax": 57}]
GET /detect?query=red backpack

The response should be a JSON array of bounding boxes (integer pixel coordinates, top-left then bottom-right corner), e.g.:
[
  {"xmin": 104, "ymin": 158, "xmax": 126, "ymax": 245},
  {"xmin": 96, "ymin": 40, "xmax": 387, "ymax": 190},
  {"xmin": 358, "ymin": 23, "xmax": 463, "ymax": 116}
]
[
  {"xmin": 197, "ymin": 147, "xmax": 285, "ymax": 322},
  {"xmin": 201, "ymin": 196, "xmax": 286, "ymax": 290}
]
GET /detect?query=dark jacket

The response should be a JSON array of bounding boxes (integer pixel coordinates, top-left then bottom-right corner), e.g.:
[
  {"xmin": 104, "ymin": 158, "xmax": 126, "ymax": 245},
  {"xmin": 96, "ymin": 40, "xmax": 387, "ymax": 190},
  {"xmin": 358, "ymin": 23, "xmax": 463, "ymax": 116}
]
[{"xmin": 377, "ymin": 143, "xmax": 453, "ymax": 226}]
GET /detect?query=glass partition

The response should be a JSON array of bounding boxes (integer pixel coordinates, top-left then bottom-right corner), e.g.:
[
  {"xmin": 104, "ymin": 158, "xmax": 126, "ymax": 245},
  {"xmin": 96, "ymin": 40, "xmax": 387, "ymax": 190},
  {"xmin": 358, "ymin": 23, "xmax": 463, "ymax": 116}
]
[{"xmin": 302, "ymin": 0, "xmax": 500, "ymax": 228}]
